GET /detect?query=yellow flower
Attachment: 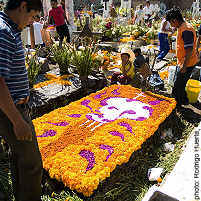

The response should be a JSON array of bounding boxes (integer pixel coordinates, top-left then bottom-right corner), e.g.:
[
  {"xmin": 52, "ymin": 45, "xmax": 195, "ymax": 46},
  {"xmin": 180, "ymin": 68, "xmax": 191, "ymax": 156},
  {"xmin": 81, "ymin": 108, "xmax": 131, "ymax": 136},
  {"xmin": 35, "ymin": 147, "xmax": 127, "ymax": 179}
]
[{"xmin": 33, "ymin": 85, "xmax": 176, "ymax": 196}]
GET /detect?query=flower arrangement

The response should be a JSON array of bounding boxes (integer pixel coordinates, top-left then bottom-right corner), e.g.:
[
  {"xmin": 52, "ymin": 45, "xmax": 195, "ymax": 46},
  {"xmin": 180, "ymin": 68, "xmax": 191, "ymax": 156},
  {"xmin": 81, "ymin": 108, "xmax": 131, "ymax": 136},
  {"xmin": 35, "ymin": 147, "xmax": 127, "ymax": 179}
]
[
  {"xmin": 190, "ymin": 19, "xmax": 201, "ymax": 31},
  {"xmin": 50, "ymin": 42, "xmax": 72, "ymax": 75},
  {"xmin": 33, "ymin": 73, "xmax": 72, "ymax": 89},
  {"xmin": 105, "ymin": 21, "xmax": 112, "ymax": 29},
  {"xmin": 120, "ymin": 37, "xmax": 136, "ymax": 43},
  {"xmin": 102, "ymin": 21, "xmax": 113, "ymax": 41},
  {"xmin": 25, "ymin": 53, "xmax": 42, "ymax": 88},
  {"xmin": 116, "ymin": 7, "xmax": 130, "ymax": 17},
  {"xmin": 70, "ymin": 42, "xmax": 101, "ymax": 88},
  {"xmin": 33, "ymin": 85, "xmax": 176, "ymax": 197}
]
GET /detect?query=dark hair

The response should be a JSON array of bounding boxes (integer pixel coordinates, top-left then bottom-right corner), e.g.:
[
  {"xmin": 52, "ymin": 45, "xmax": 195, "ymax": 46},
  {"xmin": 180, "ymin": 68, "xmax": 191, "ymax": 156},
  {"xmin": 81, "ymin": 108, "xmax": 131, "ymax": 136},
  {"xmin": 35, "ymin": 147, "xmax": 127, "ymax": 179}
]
[
  {"xmin": 35, "ymin": 15, "xmax": 40, "ymax": 19},
  {"xmin": 166, "ymin": 7, "xmax": 184, "ymax": 23},
  {"xmin": 51, "ymin": 0, "xmax": 58, "ymax": 2},
  {"xmin": 121, "ymin": 53, "xmax": 130, "ymax": 58},
  {"xmin": 140, "ymin": 4, "xmax": 143, "ymax": 9},
  {"xmin": 133, "ymin": 48, "xmax": 141, "ymax": 54},
  {"xmin": 5, "ymin": 0, "xmax": 42, "ymax": 12}
]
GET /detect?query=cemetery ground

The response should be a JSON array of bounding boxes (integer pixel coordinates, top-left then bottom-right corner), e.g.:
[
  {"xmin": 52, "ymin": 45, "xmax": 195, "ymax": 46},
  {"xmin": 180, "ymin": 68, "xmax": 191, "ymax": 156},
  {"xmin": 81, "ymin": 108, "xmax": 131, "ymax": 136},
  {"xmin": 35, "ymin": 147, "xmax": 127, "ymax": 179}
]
[{"xmin": 0, "ymin": 40, "xmax": 201, "ymax": 200}]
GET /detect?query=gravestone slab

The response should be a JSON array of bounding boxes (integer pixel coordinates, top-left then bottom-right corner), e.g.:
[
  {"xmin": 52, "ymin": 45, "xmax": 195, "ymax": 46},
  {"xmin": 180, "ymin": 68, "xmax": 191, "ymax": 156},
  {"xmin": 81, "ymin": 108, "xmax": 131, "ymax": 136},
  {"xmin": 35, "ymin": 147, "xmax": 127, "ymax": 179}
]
[
  {"xmin": 29, "ymin": 68, "xmax": 107, "ymax": 118},
  {"xmin": 149, "ymin": 191, "xmax": 179, "ymax": 201}
]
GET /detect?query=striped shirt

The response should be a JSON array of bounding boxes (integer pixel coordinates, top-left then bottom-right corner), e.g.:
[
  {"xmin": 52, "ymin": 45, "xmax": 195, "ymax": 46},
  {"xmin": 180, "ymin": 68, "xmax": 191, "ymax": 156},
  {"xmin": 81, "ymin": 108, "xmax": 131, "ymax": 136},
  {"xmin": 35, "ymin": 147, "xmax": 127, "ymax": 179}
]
[{"xmin": 0, "ymin": 12, "xmax": 29, "ymax": 104}]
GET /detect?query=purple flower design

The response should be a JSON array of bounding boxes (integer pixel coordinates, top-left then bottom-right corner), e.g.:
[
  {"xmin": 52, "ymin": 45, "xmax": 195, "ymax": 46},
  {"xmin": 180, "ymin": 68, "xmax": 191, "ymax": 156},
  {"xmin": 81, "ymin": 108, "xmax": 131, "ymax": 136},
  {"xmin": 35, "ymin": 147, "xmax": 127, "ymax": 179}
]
[
  {"xmin": 43, "ymin": 121, "xmax": 69, "ymax": 126},
  {"xmin": 94, "ymin": 91, "xmax": 107, "ymax": 99},
  {"xmin": 118, "ymin": 122, "xmax": 133, "ymax": 134},
  {"xmin": 81, "ymin": 99, "xmax": 93, "ymax": 112},
  {"xmin": 99, "ymin": 144, "xmax": 114, "ymax": 161},
  {"xmin": 68, "ymin": 114, "xmax": 82, "ymax": 118},
  {"xmin": 37, "ymin": 130, "xmax": 56, "ymax": 137},
  {"xmin": 148, "ymin": 100, "xmax": 161, "ymax": 105},
  {"xmin": 143, "ymin": 106, "xmax": 153, "ymax": 116},
  {"xmin": 111, "ymin": 87, "xmax": 120, "ymax": 95},
  {"xmin": 79, "ymin": 150, "xmax": 95, "ymax": 172},
  {"xmin": 135, "ymin": 117, "xmax": 146, "ymax": 121},
  {"xmin": 109, "ymin": 131, "xmax": 125, "ymax": 141}
]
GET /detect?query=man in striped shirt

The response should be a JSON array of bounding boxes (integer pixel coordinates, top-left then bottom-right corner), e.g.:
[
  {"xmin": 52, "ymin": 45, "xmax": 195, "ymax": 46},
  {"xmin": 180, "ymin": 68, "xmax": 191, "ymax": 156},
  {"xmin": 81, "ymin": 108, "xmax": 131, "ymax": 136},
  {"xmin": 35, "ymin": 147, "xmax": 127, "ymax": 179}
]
[{"xmin": 0, "ymin": 0, "xmax": 43, "ymax": 201}]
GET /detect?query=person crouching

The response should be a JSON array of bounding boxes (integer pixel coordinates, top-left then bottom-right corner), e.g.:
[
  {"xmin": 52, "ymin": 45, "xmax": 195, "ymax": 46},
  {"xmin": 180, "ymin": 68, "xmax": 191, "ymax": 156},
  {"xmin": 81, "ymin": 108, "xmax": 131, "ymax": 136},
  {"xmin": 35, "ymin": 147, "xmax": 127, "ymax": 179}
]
[{"xmin": 111, "ymin": 48, "xmax": 135, "ymax": 85}]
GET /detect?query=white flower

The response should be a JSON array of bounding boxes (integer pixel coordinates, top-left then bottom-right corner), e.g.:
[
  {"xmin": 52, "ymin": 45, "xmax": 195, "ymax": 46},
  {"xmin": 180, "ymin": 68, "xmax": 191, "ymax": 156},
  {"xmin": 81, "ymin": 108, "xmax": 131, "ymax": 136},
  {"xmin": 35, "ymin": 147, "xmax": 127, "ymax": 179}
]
[{"xmin": 78, "ymin": 46, "xmax": 85, "ymax": 51}]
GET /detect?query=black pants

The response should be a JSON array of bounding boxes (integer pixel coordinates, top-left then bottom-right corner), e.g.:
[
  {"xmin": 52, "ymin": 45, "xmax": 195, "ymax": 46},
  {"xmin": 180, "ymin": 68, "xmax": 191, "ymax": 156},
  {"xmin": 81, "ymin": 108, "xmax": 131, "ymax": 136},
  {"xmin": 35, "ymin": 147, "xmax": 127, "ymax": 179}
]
[
  {"xmin": 172, "ymin": 66, "xmax": 194, "ymax": 105},
  {"xmin": 56, "ymin": 23, "xmax": 70, "ymax": 43},
  {"xmin": 0, "ymin": 104, "xmax": 43, "ymax": 201}
]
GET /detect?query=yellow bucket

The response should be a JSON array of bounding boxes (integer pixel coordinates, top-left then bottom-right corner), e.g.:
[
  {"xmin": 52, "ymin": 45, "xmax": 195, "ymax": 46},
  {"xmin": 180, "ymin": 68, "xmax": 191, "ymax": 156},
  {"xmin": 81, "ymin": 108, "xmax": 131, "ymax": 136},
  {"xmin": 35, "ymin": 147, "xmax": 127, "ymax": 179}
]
[{"xmin": 185, "ymin": 79, "xmax": 201, "ymax": 103}]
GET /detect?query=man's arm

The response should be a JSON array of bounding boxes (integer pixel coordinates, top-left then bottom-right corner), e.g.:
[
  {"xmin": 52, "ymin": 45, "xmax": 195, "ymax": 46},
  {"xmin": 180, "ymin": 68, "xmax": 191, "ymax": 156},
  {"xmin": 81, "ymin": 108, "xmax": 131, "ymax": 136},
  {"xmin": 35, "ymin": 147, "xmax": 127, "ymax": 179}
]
[
  {"xmin": 180, "ymin": 30, "xmax": 194, "ymax": 73},
  {"xmin": 46, "ymin": 11, "xmax": 52, "ymax": 26},
  {"xmin": 181, "ymin": 47, "xmax": 193, "ymax": 73},
  {"xmin": 63, "ymin": 13, "xmax": 70, "ymax": 25},
  {"xmin": 0, "ymin": 30, "xmax": 32, "ymax": 141},
  {"xmin": 0, "ymin": 78, "xmax": 23, "ymax": 123},
  {"xmin": 0, "ymin": 78, "xmax": 32, "ymax": 141}
]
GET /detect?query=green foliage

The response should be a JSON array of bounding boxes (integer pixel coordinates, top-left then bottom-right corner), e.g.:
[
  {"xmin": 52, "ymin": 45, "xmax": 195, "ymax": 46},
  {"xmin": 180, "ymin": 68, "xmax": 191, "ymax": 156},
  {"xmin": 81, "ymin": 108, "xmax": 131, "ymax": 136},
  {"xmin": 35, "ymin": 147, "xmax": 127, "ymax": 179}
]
[
  {"xmin": 50, "ymin": 43, "xmax": 72, "ymax": 75},
  {"xmin": 70, "ymin": 42, "xmax": 98, "ymax": 77},
  {"xmin": 0, "ymin": 154, "xmax": 14, "ymax": 201},
  {"xmin": 41, "ymin": 190, "xmax": 83, "ymax": 201},
  {"xmin": 26, "ymin": 53, "xmax": 42, "ymax": 88}
]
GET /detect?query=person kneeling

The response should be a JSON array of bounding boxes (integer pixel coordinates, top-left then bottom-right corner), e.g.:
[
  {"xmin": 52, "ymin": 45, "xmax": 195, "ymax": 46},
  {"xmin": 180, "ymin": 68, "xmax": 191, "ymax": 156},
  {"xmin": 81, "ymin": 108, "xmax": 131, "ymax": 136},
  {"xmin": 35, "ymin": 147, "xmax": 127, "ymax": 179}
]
[
  {"xmin": 133, "ymin": 48, "xmax": 152, "ymax": 89},
  {"xmin": 111, "ymin": 48, "xmax": 135, "ymax": 85}
]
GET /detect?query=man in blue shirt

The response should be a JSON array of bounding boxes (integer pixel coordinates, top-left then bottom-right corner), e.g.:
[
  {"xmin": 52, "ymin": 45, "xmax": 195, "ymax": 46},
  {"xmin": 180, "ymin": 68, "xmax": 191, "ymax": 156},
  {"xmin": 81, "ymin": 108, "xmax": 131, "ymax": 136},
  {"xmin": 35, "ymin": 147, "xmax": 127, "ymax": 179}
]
[{"xmin": 0, "ymin": 0, "xmax": 43, "ymax": 201}]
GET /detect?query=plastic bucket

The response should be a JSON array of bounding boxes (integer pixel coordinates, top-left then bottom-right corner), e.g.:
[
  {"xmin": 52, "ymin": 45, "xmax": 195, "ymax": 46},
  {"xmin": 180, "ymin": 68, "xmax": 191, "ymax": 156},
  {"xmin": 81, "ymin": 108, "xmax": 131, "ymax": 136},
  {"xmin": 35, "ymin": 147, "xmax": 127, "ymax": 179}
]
[{"xmin": 185, "ymin": 79, "xmax": 201, "ymax": 103}]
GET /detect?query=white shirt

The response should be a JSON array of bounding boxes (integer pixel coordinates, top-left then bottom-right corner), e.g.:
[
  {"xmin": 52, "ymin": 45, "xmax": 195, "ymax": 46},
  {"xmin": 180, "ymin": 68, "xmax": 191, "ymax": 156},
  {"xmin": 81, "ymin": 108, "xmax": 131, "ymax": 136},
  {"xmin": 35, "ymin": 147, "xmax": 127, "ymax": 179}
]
[
  {"xmin": 135, "ymin": 9, "xmax": 144, "ymax": 24},
  {"xmin": 26, "ymin": 23, "xmax": 44, "ymax": 46},
  {"xmin": 159, "ymin": 18, "xmax": 170, "ymax": 34},
  {"xmin": 33, "ymin": 22, "xmax": 44, "ymax": 45},
  {"xmin": 26, "ymin": 27, "xmax": 31, "ymax": 46},
  {"xmin": 154, "ymin": 4, "xmax": 160, "ymax": 12},
  {"xmin": 143, "ymin": 5, "xmax": 154, "ymax": 19}
]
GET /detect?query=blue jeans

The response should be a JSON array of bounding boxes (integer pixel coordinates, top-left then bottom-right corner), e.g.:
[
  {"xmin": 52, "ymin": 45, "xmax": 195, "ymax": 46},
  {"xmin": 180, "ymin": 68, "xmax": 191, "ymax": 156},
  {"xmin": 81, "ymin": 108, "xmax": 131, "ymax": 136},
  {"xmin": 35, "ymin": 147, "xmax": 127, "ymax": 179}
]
[{"xmin": 157, "ymin": 33, "xmax": 170, "ymax": 59}]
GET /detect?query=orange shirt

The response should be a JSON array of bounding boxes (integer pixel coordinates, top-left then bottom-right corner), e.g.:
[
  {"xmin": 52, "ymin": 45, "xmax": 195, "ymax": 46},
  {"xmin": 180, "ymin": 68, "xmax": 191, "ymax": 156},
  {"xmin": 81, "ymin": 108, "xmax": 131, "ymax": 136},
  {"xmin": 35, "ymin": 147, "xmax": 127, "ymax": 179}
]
[{"xmin": 176, "ymin": 22, "xmax": 198, "ymax": 68}]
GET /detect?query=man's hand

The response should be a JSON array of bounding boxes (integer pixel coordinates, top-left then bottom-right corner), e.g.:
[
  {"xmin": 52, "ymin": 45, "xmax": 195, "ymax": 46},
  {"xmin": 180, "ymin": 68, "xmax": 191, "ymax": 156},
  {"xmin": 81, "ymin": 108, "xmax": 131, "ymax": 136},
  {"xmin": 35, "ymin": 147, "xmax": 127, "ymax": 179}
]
[{"xmin": 13, "ymin": 119, "xmax": 32, "ymax": 141}]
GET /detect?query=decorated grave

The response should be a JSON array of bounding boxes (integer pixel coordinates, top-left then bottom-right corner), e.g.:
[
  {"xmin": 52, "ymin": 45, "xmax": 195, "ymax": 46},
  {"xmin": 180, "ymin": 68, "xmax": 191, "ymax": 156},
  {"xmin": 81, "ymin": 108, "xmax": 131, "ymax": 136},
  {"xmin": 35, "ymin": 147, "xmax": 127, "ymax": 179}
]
[
  {"xmin": 29, "ymin": 68, "xmax": 107, "ymax": 118},
  {"xmin": 33, "ymin": 85, "xmax": 176, "ymax": 197}
]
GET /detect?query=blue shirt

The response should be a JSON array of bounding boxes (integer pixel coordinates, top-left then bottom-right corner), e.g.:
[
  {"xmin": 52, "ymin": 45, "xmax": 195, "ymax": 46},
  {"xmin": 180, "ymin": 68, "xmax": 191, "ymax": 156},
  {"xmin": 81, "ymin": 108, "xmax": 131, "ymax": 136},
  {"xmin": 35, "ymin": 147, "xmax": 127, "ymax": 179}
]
[{"xmin": 0, "ymin": 12, "xmax": 29, "ymax": 104}]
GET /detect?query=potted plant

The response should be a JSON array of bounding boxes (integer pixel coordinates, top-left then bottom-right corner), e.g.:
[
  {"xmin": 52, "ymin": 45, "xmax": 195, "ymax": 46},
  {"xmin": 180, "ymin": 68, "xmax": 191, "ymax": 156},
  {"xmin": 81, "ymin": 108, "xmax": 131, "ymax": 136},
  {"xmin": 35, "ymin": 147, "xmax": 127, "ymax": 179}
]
[
  {"xmin": 50, "ymin": 42, "xmax": 72, "ymax": 75},
  {"xmin": 70, "ymin": 43, "xmax": 100, "ymax": 89},
  {"xmin": 26, "ymin": 54, "xmax": 42, "ymax": 88}
]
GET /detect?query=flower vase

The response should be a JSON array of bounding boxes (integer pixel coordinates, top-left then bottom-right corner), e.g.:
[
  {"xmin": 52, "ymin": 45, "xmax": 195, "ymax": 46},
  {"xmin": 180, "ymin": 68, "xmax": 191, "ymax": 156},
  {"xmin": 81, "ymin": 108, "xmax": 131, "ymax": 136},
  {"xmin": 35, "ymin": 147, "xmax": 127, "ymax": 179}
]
[{"xmin": 80, "ymin": 75, "xmax": 88, "ymax": 90}]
